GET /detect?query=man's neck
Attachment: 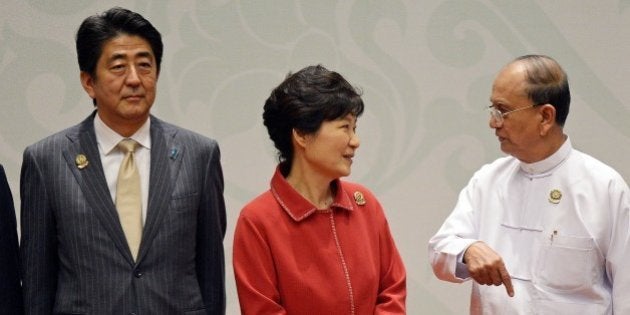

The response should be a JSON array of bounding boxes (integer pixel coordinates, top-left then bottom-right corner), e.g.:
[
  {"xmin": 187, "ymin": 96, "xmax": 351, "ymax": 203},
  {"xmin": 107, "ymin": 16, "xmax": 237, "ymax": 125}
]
[{"xmin": 521, "ymin": 130, "xmax": 567, "ymax": 163}]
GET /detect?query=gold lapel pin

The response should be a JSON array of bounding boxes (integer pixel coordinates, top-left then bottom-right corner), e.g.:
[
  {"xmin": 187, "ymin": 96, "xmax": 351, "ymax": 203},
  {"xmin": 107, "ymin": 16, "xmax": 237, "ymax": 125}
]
[
  {"xmin": 353, "ymin": 191, "xmax": 366, "ymax": 206},
  {"xmin": 75, "ymin": 154, "xmax": 89, "ymax": 169},
  {"xmin": 549, "ymin": 189, "xmax": 562, "ymax": 204}
]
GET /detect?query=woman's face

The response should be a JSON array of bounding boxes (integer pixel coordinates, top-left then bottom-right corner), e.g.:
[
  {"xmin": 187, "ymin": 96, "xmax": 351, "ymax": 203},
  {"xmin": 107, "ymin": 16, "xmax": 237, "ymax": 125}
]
[{"xmin": 298, "ymin": 114, "xmax": 360, "ymax": 180}]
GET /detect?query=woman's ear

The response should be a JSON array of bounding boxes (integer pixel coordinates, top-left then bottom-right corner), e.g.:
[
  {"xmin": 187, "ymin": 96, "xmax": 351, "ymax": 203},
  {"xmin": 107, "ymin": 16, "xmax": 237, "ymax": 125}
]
[
  {"xmin": 292, "ymin": 128, "xmax": 308, "ymax": 149},
  {"xmin": 539, "ymin": 104, "xmax": 556, "ymax": 136}
]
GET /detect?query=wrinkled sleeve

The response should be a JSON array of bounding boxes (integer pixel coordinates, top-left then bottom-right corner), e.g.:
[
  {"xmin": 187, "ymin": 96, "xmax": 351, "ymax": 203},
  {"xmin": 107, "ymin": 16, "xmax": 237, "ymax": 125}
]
[
  {"xmin": 374, "ymin": 204, "xmax": 406, "ymax": 314},
  {"xmin": 606, "ymin": 176, "xmax": 630, "ymax": 314},
  {"xmin": 428, "ymin": 176, "xmax": 481, "ymax": 283},
  {"xmin": 0, "ymin": 165, "xmax": 23, "ymax": 314},
  {"xmin": 20, "ymin": 147, "xmax": 58, "ymax": 314},
  {"xmin": 196, "ymin": 142, "xmax": 226, "ymax": 315},
  {"xmin": 233, "ymin": 211, "xmax": 287, "ymax": 315}
]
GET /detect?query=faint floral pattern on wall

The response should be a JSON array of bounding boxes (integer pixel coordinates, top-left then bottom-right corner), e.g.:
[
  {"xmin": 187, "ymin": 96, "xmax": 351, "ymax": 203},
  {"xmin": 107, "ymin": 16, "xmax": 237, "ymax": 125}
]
[{"xmin": 2, "ymin": 1, "xmax": 630, "ymax": 314}]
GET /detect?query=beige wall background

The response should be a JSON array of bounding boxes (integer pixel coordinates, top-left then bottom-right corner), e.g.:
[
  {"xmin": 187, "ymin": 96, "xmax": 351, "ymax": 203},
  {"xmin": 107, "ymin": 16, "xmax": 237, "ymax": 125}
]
[{"xmin": 2, "ymin": 0, "xmax": 630, "ymax": 313}]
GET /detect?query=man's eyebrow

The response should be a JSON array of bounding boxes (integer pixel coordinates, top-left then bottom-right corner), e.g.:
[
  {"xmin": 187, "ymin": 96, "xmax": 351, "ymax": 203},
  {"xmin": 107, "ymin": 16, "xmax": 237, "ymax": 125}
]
[
  {"xmin": 135, "ymin": 51, "xmax": 153, "ymax": 59},
  {"xmin": 107, "ymin": 53, "xmax": 126, "ymax": 63},
  {"xmin": 106, "ymin": 50, "xmax": 153, "ymax": 63}
]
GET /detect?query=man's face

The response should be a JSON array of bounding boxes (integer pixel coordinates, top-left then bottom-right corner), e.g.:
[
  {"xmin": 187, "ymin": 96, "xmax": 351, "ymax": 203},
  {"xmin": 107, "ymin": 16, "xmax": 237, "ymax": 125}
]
[
  {"xmin": 489, "ymin": 63, "xmax": 543, "ymax": 163},
  {"xmin": 81, "ymin": 34, "xmax": 157, "ymax": 134}
]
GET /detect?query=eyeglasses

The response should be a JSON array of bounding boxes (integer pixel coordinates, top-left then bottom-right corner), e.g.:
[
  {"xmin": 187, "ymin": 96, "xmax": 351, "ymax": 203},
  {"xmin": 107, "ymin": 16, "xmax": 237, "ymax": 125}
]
[{"xmin": 487, "ymin": 104, "xmax": 537, "ymax": 125}]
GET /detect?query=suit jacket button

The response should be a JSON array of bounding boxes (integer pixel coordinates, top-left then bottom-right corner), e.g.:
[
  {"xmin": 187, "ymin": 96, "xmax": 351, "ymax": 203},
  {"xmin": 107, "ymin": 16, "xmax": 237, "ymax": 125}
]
[{"xmin": 134, "ymin": 270, "xmax": 143, "ymax": 278}]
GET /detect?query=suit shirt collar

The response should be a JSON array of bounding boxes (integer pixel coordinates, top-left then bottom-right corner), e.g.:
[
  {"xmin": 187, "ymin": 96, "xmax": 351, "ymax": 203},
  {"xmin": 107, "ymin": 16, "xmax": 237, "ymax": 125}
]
[
  {"xmin": 519, "ymin": 136, "xmax": 572, "ymax": 176},
  {"xmin": 94, "ymin": 113, "xmax": 152, "ymax": 155},
  {"xmin": 270, "ymin": 166, "xmax": 354, "ymax": 222}
]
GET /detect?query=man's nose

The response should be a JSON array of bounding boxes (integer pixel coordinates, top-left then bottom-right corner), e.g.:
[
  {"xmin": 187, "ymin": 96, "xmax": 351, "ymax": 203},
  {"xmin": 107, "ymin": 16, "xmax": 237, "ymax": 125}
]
[
  {"xmin": 489, "ymin": 115, "xmax": 502, "ymax": 129},
  {"xmin": 125, "ymin": 66, "xmax": 141, "ymax": 85}
]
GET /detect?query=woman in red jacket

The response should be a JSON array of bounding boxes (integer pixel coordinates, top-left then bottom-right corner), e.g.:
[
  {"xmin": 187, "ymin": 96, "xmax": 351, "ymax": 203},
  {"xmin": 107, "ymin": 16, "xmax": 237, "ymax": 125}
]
[{"xmin": 233, "ymin": 65, "xmax": 406, "ymax": 314}]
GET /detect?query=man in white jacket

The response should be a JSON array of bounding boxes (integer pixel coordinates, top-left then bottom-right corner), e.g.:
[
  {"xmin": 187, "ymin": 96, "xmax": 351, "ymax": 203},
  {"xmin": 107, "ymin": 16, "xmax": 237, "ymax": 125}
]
[{"xmin": 428, "ymin": 54, "xmax": 630, "ymax": 314}]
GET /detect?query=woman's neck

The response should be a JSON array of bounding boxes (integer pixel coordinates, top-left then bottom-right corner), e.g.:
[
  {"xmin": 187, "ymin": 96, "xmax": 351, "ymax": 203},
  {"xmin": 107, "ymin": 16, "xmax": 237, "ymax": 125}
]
[{"xmin": 286, "ymin": 163, "xmax": 334, "ymax": 210}]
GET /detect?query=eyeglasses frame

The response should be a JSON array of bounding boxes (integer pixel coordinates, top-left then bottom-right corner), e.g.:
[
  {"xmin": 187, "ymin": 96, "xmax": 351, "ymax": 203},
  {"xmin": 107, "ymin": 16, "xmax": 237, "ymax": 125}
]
[{"xmin": 487, "ymin": 103, "xmax": 543, "ymax": 125}]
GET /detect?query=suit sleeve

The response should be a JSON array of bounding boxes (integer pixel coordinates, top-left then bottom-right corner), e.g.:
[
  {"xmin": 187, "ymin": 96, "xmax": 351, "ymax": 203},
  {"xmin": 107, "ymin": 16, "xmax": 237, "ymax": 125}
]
[
  {"xmin": 232, "ymin": 211, "xmax": 287, "ymax": 315},
  {"xmin": 0, "ymin": 165, "xmax": 23, "ymax": 314},
  {"xmin": 427, "ymin": 176, "xmax": 480, "ymax": 283},
  {"xmin": 373, "ymin": 199, "xmax": 406, "ymax": 314},
  {"xmin": 20, "ymin": 148, "xmax": 59, "ymax": 314},
  {"xmin": 196, "ymin": 142, "xmax": 226, "ymax": 314},
  {"xmin": 607, "ymin": 176, "xmax": 630, "ymax": 314}
]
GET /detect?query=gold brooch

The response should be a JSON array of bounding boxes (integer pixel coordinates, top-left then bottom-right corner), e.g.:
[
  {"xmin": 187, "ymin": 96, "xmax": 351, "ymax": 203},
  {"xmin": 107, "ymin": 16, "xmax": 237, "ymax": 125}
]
[
  {"xmin": 549, "ymin": 189, "xmax": 562, "ymax": 204},
  {"xmin": 353, "ymin": 191, "xmax": 366, "ymax": 206},
  {"xmin": 75, "ymin": 154, "xmax": 89, "ymax": 169}
]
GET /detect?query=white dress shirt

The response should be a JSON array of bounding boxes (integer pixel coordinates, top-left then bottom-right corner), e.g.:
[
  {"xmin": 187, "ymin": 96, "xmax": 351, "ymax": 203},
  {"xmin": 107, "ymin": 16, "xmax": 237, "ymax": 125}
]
[
  {"xmin": 429, "ymin": 138, "xmax": 630, "ymax": 314},
  {"xmin": 94, "ymin": 114, "xmax": 151, "ymax": 224}
]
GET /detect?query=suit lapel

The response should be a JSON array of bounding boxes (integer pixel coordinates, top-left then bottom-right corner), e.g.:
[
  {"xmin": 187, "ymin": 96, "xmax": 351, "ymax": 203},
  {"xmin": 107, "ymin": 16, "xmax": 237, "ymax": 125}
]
[
  {"xmin": 62, "ymin": 112, "xmax": 135, "ymax": 264},
  {"xmin": 136, "ymin": 117, "xmax": 183, "ymax": 262}
]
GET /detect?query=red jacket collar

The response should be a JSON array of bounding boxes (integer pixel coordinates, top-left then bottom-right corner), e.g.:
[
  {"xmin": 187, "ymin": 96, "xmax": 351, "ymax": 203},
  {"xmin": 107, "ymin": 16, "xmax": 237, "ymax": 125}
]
[{"xmin": 270, "ymin": 166, "xmax": 354, "ymax": 222}]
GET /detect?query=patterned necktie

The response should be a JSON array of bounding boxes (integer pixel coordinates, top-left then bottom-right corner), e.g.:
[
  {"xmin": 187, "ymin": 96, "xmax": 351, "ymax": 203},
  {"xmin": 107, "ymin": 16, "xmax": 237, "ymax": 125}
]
[{"xmin": 115, "ymin": 139, "xmax": 142, "ymax": 261}]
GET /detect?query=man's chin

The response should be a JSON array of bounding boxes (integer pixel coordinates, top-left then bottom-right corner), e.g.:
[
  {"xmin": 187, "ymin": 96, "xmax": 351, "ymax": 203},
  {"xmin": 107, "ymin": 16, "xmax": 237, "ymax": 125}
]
[{"xmin": 499, "ymin": 143, "xmax": 512, "ymax": 155}]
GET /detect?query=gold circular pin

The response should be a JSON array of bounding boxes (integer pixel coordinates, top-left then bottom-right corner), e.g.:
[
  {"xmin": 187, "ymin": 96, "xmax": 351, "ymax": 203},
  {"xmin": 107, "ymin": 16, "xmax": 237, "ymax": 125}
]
[
  {"xmin": 549, "ymin": 189, "xmax": 562, "ymax": 204},
  {"xmin": 75, "ymin": 154, "xmax": 89, "ymax": 169},
  {"xmin": 353, "ymin": 191, "xmax": 366, "ymax": 206}
]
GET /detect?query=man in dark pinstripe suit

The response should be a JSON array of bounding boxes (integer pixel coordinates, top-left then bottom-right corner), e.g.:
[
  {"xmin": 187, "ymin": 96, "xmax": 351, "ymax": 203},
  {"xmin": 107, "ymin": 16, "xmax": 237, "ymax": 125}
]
[
  {"xmin": 20, "ymin": 7, "xmax": 226, "ymax": 314},
  {"xmin": 0, "ymin": 164, "xmax": 22, "ymax": 314}
]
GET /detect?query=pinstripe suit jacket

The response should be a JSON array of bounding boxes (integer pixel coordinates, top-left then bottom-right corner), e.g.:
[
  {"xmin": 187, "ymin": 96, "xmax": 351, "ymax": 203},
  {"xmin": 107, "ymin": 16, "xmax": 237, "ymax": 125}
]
[
  {"xmin": 20, "ymin": 112, "xmax": 226, "ymax": 315},
  {"xmin": 0, "ymin": 164, "xmax": 23, "ymax": 314}
]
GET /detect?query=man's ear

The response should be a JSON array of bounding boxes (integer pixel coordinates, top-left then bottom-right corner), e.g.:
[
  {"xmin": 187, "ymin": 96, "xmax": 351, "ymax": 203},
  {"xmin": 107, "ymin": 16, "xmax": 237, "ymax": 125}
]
[
  {"xmin": 80, "ymin": 71, "xmax": 96, "ymax": 99},
  {"xmin": 539, "ymin": 104, "xmax": 556, "ymax": 136}
]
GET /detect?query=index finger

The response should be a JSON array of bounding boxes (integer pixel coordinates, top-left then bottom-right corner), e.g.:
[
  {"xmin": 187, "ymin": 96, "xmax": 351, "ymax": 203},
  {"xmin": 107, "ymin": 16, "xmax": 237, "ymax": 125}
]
[{"xmin": 499, "ymin": 265, "xmax": 514, "ymax": 297}]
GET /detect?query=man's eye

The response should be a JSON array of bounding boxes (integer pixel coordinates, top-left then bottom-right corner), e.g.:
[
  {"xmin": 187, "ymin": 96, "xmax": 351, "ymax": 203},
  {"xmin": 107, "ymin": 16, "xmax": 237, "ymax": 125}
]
[{"xmin": 495, "ymin": 107, "xmax": 507, "ymax": 114}]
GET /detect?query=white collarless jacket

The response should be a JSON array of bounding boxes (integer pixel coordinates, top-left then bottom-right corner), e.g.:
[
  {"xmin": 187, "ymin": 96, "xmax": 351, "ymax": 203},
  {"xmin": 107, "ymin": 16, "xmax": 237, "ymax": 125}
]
[{"xmin": 429, "ymin": 139, "xmax": 630, "ymax": 314}]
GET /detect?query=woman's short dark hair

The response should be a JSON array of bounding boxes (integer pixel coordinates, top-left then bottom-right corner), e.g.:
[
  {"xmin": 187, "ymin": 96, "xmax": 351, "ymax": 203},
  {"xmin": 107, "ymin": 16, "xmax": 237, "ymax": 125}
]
[
  {"xmin": 76, "ymin": 7, "xmax": 163, "ymax": 79},
  {"xmin": 263, "ymin": 65, "xmax": 364, "ymax": 171},
  {"xmin": 513, "ymin": 55, "xmax": 570, "ymax": 126}
]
